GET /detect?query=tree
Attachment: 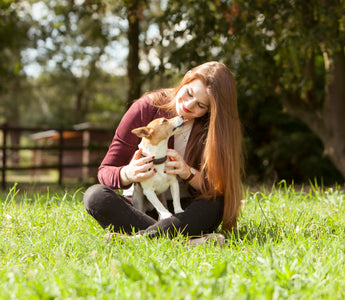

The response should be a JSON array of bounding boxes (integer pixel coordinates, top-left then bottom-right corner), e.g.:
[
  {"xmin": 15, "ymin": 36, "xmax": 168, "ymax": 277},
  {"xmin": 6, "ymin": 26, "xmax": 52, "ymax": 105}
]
[
  {"xmin": 30, "ymin": 0, "xmax": 114, "ymax": 124},
  {"xmin": 113, "ymin": 0, "xmax": 172, "ymax": 108},
  {"xmin": 228, "ymin": 0, "xmax": 345, "ymax": 179},
  {"xmin": 125, "ymin": 0, "xmax": 142, "ymax": 108},
  {"xmin": 2, "ymin": 0, "xmax": 343, "ymax": 182},
  {"xmin": 159, "ymin": 0, "xmax": 345, "ymax": 181},
  {"xmin": 0, "ymin": 0, "xmax": 38, "ymax": 165},
  {"xmin": 0, "ymin": 0, "xmax": 35, "ymax": 124}
]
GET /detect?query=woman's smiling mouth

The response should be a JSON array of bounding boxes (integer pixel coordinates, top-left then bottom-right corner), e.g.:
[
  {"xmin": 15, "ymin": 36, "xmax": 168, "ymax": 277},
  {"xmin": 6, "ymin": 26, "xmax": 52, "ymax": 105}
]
[{"xmin": 182, "ymin": 104, "xmax": 192, "ymax": 113}]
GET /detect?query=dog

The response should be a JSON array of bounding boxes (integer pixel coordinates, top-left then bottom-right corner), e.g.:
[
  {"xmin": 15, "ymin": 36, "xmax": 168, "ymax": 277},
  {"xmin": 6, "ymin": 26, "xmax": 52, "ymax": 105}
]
[{"xmin": 131, "ymin": 116, "xmax": 185, "ymax": 219}]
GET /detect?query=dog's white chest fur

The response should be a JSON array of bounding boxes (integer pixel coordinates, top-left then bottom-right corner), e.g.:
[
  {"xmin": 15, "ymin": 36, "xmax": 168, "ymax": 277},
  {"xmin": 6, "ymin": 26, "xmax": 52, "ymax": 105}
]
[{"xmin": 140, "ymin": 164, "xmax": 174, "ymax": 195}]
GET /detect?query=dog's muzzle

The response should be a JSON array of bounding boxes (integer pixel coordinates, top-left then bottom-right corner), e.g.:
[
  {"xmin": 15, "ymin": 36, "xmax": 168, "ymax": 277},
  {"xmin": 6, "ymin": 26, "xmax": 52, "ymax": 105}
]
[{"xmin": 173, "ymin": 116, "xmax": 184, "ymax": 131}]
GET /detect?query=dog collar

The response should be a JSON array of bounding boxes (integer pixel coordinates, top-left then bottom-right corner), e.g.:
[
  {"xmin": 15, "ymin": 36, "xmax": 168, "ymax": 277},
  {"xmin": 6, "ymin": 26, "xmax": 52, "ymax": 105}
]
[{"xmin": 141, "ymin": 154, "xmax": 167, "ymax": 165}]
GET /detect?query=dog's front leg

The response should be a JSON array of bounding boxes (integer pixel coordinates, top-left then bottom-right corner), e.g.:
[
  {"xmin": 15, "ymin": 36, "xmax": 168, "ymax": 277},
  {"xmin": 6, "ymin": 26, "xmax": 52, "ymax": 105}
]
[
  {"xmin": 170, "ymin": 178, "xmax": 184, "ymax": 214},
  {"xmin": 143, "ymin": 189, "xmax": 172, "ymax": 220}
]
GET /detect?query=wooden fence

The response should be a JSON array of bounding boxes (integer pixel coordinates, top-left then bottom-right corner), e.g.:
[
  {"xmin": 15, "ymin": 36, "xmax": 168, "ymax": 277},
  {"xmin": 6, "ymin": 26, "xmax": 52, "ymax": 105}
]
[{"xmin": 0, "ymin": 123, "xmax": 113, "ymax": 189}]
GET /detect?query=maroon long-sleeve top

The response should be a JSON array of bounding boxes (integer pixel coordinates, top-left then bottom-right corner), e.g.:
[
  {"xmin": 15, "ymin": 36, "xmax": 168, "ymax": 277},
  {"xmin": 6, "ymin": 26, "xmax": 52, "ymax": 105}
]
[{"xmin": 98, "ymin": 95, "xmax": 175, "ymax": 189}]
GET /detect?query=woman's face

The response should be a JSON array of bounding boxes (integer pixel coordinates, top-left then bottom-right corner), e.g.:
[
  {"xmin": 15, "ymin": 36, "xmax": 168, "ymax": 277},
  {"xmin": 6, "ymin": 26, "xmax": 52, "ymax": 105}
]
[{"xmin": 175, "ymin": 79, "xmax": 210, "ymax": 120}]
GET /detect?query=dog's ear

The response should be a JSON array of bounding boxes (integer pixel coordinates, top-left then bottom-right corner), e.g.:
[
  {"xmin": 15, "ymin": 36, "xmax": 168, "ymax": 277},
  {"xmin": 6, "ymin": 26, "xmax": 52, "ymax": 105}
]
[{"xmin": 131, "ymin": 127, "xmax": 154, "ymax": 138}]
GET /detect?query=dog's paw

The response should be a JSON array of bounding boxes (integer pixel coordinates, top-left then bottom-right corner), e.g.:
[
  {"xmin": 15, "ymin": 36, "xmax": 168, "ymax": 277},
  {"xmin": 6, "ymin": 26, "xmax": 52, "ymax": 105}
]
[
  {"xmin": 159, "ymin": 211, "xmax": 173, "ymax": 220},
  {"xmin": 174, "ymin": 208, "xmax": 184, "ymax": 214}
]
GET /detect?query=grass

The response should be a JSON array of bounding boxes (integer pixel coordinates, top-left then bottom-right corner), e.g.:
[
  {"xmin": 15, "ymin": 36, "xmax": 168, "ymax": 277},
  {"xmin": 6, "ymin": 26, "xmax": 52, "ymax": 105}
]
[{"xmin": 0, "ymin": 181, "xmax": 345, "ymax": 299}]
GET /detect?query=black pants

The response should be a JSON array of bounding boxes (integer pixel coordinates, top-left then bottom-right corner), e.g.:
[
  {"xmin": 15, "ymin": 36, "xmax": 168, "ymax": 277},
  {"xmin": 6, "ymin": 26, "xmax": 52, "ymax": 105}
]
[{"xmin": 83, "ymin": 184, "xmax": 224, "ymax": 238}]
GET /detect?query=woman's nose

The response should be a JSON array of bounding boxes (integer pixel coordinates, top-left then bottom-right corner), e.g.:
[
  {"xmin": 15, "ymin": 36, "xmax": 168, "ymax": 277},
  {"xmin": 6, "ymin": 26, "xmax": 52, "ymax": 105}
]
[{"xmin": 184, "ymin": 98, "xmax": 196, "ymax": 109}]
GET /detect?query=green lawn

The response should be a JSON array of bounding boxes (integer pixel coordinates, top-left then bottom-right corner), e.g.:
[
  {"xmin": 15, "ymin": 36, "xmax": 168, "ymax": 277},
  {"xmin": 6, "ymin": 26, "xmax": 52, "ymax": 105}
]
[{"xmin": 0, "ymin": 182, "xmax": 344, "ymax": 299}]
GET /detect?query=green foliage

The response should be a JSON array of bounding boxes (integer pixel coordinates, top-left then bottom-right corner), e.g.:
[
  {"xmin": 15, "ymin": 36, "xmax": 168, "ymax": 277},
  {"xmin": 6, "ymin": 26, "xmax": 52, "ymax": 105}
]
[
  {"xmin": 157, "ymin": 0, "xmax": 345, "ymax": 183},
  {"xmin": 1, "ymin": 0, "xmax": 344, "ymax": 182},
  {"xmin": 0, "ymin": 183, "xmax": 345, "ymax": 298},
  {"xmin": 158, "ymin": 0, "xmax": 231, "ymax": 71},
  {"xmin": 229, "ymin": 0, "xmax": 345, "ymax": 182},
  {"xmin": 0, "ymin": 0, "xmax": 36, "ymax": 124},
  {"xmin": 239, "ymin": 93, "xmax": 343, "ymax": 185},
  {"xmin": 1, "ymin": 0, "xmax": 128, "ymax": 126},
  {"xmin": 26, "ymin": 71, "xmax": 127, "ymax": 127},
  {"xmin": 229, "ymin": 0, "xmax": 344, "ymax": 96},
  {"xmin": 28, "ymin": 0, "xmax": 121, "ymax": 125}
]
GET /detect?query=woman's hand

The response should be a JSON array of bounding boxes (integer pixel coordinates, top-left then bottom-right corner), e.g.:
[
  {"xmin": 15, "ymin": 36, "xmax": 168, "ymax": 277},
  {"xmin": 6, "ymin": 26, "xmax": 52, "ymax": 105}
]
[
  {"xmin": 164, "ymin": 149, "xmax": 192, "ymax": 180},
  {"xmin": 120, "ymin": 149, "xmax": 157, "ymax": 185}
]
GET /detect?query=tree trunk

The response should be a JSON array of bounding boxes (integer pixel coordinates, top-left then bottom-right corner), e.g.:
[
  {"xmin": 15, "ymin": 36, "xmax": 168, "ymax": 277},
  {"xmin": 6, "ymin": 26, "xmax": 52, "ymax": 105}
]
[
  {"xmin": 126, "ymin": 0, "xmax": 142, "ymax": 109},
  {"xmin": 76, "ymin": 89, "xmax": 84, "ymax": 123},
  {"xmin": 322, "ymin": 50, "xmax": 345, "ymax": 179},
  {"xmin": 281, "ymin": 49, "xmax": 345, "ymax": 180}
]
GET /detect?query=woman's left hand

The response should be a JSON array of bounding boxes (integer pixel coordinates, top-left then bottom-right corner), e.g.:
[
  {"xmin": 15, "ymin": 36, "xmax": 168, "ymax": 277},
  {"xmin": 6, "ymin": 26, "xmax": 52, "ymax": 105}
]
[{"xmin": 165, "ymin": 149, "xmax": 191, "ymax": 180}]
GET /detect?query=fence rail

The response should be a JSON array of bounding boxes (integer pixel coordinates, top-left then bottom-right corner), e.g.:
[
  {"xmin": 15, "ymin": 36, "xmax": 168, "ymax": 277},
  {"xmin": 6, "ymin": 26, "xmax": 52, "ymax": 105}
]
[{"xmin": 0, "ymin": 123, "xmax": 113, "ymax": 189}]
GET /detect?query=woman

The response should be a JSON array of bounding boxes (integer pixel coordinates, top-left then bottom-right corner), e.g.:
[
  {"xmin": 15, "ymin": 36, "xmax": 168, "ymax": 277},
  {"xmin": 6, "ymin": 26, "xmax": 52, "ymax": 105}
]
[{"xmin": 83, "ymin": 61, "xmax": 244, "ymax": 242}]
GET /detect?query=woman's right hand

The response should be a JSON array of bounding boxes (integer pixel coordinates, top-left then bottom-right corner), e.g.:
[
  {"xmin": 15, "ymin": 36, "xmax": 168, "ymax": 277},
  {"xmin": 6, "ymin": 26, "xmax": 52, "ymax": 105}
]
[{"xmin": 120, "ymin": 149, "xmax": 157, "ymax": 185}]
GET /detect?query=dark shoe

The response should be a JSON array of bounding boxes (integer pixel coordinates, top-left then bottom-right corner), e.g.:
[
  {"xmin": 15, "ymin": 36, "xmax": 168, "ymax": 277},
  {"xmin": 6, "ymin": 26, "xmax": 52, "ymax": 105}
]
[{"xmin": 187, "ymin": 233, "xmax": 226, "ymax": 247}]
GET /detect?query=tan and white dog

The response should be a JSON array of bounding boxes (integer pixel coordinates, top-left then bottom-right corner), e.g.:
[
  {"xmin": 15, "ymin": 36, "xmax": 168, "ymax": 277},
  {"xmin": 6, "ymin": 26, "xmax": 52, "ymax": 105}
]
[{"xmin": 131, "ymin": 116, "xmax": 185, "ymax": 219}]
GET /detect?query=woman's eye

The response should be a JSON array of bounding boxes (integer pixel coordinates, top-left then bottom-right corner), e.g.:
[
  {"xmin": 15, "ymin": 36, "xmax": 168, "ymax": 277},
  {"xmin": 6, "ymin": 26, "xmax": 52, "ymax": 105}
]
[
  {"xmin": 187, "ymin": 88, "xmax": 192, "ymax": 97},
  {"xmin": 198, "ymin": 103, "xmax": 206, "ymax": 109}
]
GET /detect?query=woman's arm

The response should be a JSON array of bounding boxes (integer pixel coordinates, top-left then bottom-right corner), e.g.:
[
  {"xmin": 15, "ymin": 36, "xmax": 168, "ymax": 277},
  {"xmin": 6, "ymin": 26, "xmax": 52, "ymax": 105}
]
[{"xmin": 98, "ymin": 96, "xmax": 161, "ymax": 189}]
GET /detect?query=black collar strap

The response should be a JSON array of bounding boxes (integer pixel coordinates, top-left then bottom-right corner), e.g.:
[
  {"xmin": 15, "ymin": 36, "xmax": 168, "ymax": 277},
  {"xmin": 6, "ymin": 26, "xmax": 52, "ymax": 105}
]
[{"xmin": 141, "ymin": 154, "xmax": 167, "ymax": 165}]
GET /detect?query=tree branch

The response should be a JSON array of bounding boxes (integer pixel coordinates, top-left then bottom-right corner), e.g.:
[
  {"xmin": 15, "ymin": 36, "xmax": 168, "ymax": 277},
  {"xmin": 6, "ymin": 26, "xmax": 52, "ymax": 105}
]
[{"xmin": 280, "ymin": 92, "xmax": 329, "ymax": 144}]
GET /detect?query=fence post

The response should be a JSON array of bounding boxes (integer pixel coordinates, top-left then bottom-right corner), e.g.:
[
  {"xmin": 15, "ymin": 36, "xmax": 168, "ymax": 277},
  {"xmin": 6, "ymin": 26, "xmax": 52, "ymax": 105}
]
[
  {"xmin": 1, "ymin": 123, "xmax": 8, "ymax": 190},
  {"xmin": 58, "ymin": 126, "xmax": 64, "ymax": 186},
  {"xmin": 82, "ymin": 129, "xmax": 90, "ymax": 181}
]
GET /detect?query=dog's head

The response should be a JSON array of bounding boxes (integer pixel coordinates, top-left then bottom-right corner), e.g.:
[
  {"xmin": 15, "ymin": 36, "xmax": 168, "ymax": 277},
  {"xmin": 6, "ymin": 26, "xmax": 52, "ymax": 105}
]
[{"xmin": 132, "ymin": 116, "xmax": 184, "ymax": 145}]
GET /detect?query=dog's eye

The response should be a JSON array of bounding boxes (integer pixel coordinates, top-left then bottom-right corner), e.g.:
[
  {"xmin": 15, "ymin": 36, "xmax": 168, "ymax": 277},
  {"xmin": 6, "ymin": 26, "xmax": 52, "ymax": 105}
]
[{"xmin": 161, "ymin": 119, "xmax": 168, "ymax": 124}]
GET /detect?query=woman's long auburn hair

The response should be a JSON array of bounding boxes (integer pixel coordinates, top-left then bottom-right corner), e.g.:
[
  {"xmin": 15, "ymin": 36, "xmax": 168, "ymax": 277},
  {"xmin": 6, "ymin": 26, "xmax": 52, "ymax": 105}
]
[{"xmin": 148, "ymin": 62, "xmax": 244, "ymax": 232}]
